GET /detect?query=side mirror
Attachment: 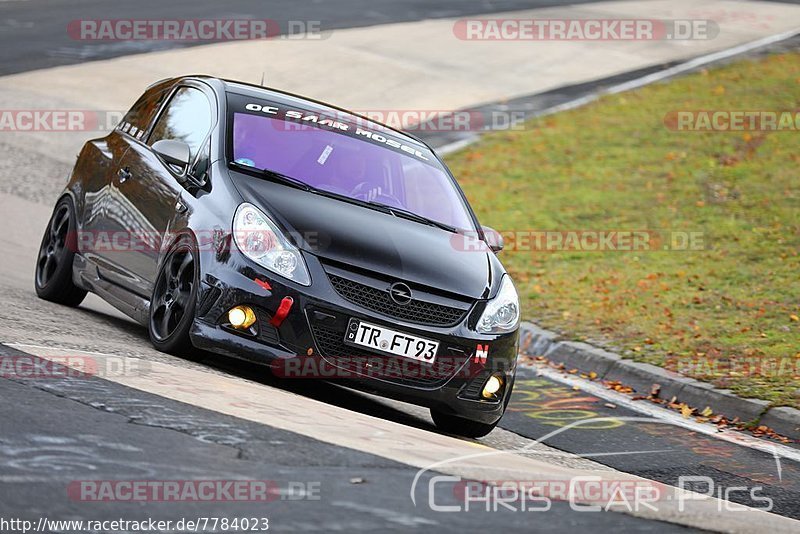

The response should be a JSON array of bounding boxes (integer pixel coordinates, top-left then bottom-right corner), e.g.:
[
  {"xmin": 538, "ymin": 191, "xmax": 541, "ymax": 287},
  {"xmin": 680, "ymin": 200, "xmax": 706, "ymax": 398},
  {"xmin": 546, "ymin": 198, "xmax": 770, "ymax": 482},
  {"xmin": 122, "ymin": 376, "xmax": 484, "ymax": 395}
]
[
  {"xmin": 482, "ymin": 226, "xmax": 504, "ymax": 253},
  {"xmin": 152, "ymin": 139, "xmax": 191, "ymax": 173}
]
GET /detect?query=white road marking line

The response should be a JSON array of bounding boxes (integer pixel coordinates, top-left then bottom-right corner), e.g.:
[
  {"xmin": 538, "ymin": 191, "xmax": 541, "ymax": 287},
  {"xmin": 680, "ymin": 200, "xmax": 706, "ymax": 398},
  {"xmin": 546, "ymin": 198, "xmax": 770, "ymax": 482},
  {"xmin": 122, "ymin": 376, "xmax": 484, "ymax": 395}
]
[
  {"xmin": 606, "ymin": 28, "xmax": 800, "ymax": 96},
  {"xmin": 527, "ymin": 364, "xmax": 800, "ymax": 464},
  {"xmin": 437, "ymin": 28, "xmax": 800, "ymax": 156}
]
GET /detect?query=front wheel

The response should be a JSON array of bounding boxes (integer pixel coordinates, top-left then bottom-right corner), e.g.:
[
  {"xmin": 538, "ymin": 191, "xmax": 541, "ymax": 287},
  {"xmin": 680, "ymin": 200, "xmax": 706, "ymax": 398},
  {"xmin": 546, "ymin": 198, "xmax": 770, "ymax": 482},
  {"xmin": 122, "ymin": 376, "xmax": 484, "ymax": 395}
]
[
  {"xmin": 431, "ymin": 375, "xmax": 515, "ymax": 438},
  {"xmin": 430, "ymin": 410, "xmax": 499, "ymax": 438},
  {"xmin": 148, "ymin": 237, "xmax": 198, "ymax": 356},
  {"xmin": 34, "ymin": 197, "xmax": 87, "ymax": 307}
]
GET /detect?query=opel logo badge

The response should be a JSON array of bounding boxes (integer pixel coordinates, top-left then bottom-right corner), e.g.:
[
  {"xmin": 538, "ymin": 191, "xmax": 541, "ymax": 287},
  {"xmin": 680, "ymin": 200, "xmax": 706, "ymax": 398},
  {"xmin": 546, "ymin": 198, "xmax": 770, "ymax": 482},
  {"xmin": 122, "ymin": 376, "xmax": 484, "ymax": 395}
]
[{"xmin": 389, "ymin": 282, "xmax": 412, "ymax": 305}]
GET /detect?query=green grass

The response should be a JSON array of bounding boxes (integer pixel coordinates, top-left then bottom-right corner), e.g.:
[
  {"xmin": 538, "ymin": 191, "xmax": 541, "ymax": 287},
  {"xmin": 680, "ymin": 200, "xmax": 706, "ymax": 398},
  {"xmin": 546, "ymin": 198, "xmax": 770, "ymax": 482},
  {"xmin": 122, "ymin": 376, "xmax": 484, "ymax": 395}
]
[{"xmin": 446, "ymin": 52, "xmax": 800, "ymax": 409}]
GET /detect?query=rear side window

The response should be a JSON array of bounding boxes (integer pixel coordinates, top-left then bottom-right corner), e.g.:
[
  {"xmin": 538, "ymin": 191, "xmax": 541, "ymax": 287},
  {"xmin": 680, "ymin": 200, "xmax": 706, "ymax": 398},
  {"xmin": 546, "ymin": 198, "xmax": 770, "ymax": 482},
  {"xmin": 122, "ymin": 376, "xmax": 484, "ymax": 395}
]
[
  {"xmin": 148, "ymin": 86, "xmax": 213, "ymax": 163},
  {"xmin": 117, "ymin": 80, "xmax": 173, "ymax": 140}
]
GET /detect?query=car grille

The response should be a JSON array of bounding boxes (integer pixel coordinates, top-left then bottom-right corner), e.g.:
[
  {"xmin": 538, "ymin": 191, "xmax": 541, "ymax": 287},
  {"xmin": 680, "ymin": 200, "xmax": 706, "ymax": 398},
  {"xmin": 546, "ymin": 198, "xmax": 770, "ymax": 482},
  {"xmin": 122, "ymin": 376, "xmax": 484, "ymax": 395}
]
[
  {"xmin": 257, "ymin": 312, "xmax": 280, "ymax": 345},
  {"xmin": 327, "ymin": 274, "xmax": 469, "ymax": 327},
  {"xmin": 309, "ymin": 322, "xmax": 466, "ymax": 388},
  {"xmin": 459, "ymin": 371, "xmax": 492, "ymax": 400},
  {"xmin": 197, "ymin": 286, "xmax": 222, "ymax": 318}
]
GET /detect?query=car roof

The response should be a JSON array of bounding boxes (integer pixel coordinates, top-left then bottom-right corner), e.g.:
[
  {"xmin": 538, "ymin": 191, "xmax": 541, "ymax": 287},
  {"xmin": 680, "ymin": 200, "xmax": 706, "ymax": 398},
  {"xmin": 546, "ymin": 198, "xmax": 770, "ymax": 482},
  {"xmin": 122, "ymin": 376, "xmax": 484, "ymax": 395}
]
[{"xmin": 176, "ymin": 75, "xmax": 427, "ymax": 148}]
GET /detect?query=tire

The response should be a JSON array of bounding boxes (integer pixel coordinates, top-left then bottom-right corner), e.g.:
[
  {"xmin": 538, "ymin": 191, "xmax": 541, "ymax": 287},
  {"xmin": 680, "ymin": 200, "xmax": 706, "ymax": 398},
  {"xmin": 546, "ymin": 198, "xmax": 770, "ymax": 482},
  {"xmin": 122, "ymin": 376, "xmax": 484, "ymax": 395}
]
[
  {"xmin": 431, "ymin": 374, "xmax": 516, "ymax": 438},
  {"xmin": 148, "ymin": 236, "xmax": 198, "ymax": 356},
  {"xmin": 34, "ymin": 197, "xmax": 87, "ymax": 307},
  {"xmin": 430, "ymin": 410, "xmax": 500, "ymax": 438}
]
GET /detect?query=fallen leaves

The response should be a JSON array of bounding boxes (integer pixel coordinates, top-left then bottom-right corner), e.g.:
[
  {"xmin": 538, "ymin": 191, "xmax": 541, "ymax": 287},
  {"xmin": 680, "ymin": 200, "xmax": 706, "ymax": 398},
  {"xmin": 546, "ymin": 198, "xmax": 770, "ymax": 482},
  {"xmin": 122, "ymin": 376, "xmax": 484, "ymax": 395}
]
[
  {"xmin": 524, "ymin": 355, "xmax": 796, "ymax": 444},
  {"xmin": 605, "ymin": 381, "xmax": 634, "ymax": 394},
  {"xmin": 752, "ymin": 425, "xmax": 791, "ymax": 443}
]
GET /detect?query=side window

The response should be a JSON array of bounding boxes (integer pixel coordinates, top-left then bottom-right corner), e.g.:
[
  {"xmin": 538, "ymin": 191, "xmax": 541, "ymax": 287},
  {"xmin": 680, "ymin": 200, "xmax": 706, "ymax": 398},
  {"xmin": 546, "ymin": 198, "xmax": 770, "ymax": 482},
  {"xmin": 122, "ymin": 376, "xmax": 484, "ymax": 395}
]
[
  {"xmin": 148, "ymin": 87, "xmax": 213, "ymax": 164},
  {"xmin": 117, "ymin": 81, "xmax": 173, "ymax": 140}
]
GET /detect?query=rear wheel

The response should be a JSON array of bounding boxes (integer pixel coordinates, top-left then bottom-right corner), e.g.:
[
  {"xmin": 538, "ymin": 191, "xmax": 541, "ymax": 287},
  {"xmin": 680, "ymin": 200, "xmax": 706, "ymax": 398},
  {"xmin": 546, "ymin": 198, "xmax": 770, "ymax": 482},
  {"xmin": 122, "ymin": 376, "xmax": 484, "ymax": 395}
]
[
  {"xmin": 34, "ymin": 197, "xmax": 87, "ymax": 306},
  {"xmin": 148, "ymin": 237, "xmax": 198, "ymax": 356}
]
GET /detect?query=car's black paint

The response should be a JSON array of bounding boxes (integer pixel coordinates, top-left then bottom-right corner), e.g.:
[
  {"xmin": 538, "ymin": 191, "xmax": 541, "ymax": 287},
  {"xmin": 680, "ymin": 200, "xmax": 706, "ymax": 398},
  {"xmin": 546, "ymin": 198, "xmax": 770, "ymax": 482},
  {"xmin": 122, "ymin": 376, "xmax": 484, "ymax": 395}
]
[
  {"xmin": 58, "ymin": 75, "xmax": 519, "ymax": 428},
  {"xmin": 228, "ymin": 171, "xmax": 494, "ymax": 299}
]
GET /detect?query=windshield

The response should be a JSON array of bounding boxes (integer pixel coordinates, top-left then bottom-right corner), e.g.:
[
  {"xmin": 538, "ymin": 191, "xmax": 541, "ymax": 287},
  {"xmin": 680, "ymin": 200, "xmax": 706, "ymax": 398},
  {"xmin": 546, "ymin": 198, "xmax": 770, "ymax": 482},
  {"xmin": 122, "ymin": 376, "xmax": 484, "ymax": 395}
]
[{"xmin": 227, "ymin": 98, "xmax": 476, "ymax": 231}]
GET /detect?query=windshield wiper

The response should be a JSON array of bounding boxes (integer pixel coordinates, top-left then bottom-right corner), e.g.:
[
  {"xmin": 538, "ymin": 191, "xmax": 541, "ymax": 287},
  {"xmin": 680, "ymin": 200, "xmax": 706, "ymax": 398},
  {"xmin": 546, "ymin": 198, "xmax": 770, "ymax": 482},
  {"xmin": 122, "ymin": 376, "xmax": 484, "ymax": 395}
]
[
  {"xmin": 367, "ymin": 201, "xmax": 458, "ymax": 233},
  {"xmin": 230, "ymin": 162, "xmax": 458, "ymax": 232},
  {"xmin": 304, "ymin": 188, "xmax": 393, "ymax": 214},
  {"xmin": 230, "ymin": 162, "xmax": 311, "ymax": 191},
  {"xmin": 230, "ymin": 162, "xmax": 383, "ymax": 210}
]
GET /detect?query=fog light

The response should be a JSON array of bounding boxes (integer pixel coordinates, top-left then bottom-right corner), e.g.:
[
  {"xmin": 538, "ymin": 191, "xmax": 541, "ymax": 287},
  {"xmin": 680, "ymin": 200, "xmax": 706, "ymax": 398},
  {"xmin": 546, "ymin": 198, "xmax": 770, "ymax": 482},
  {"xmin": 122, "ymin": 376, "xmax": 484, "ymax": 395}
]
[
  {"xmin": 481, "ymin": 374, "xmax": 504, "ymax": 399},
  {"xmin": 228, "ymin": 305, "xmax": 256, "ymax": 329}
]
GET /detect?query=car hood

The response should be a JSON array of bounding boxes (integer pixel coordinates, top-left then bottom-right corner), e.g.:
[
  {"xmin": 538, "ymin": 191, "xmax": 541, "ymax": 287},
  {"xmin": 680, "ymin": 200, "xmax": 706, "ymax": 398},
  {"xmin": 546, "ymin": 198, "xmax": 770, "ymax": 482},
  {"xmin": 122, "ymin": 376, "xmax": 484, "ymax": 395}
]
[{"xmin": 229, "ymin": 171, "xmax": 493, "ymax": 299}]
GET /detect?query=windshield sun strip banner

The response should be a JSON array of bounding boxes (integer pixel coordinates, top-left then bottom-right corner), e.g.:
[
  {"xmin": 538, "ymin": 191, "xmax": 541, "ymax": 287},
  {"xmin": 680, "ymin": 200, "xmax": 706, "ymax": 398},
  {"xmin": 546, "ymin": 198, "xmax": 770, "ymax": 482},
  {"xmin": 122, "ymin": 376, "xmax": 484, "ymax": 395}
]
[{"xmin": 227, "ymin": 94, "xmax": 438, "ymax": 165}]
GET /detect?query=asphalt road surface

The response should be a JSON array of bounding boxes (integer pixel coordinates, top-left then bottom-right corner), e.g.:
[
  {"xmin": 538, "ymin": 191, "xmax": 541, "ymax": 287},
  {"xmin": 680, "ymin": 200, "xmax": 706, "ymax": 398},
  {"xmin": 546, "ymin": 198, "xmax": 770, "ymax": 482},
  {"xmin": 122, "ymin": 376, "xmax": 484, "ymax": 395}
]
[
  {"xmin": 0, "ymin": 0, "xmax": 611, "ymax": 76},
  {"xmin": 1, "ymin": 0, "xmax": 798, "ymax": 76},
  {"xmin": 504, "ymin": 369, "xmax": 800, "ymax": 519},
  {"xmin": 1, "ymin": 345, "xmax": 694, "ymax": 533}
]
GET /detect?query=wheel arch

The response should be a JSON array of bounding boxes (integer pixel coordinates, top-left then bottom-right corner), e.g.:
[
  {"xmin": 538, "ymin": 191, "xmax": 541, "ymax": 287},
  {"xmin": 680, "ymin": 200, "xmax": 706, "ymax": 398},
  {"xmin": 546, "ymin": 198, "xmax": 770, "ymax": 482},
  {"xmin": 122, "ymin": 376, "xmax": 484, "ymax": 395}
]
[{"xmin": 157, "ymin": 228, "xmax": 201, "ymax": 278}]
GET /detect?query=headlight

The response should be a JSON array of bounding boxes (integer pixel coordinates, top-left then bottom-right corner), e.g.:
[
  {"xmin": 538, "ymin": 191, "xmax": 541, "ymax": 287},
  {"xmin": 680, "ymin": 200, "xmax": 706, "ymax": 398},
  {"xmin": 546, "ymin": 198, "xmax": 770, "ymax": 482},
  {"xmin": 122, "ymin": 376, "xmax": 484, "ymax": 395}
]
[
  {"xmin": 233, "ymin": 203, "xmax": 311, "ymax": 286},
  {"xmin": 477, "ymin": 275, "xmax": 519, "ymax": 334}
]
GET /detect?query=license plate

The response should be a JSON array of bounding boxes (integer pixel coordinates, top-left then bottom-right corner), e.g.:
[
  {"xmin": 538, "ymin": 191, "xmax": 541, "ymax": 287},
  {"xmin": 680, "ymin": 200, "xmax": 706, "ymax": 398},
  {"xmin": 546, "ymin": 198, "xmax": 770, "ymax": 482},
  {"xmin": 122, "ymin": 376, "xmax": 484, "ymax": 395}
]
[{"xmin": 344, "ymin": 319, "xmax": 439, "ymax": 364}]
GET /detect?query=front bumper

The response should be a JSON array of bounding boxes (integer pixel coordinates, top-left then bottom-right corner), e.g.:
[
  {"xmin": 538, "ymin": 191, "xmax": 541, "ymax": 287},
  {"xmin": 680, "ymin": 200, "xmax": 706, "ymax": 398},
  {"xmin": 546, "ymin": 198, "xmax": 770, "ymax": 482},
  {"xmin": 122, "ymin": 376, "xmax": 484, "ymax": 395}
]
[{"xmin": 190, "ymin": 250, "xmax": 519, "ymax": 424}]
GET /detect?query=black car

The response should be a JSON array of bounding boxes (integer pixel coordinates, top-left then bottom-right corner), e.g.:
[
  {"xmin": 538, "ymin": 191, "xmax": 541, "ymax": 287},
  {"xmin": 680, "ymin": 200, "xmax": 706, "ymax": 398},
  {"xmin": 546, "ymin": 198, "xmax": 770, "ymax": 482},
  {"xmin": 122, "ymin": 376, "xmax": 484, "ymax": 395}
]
[{"xmin": 34, "ymin": 76, "xmax": 520, "ymax": 437}]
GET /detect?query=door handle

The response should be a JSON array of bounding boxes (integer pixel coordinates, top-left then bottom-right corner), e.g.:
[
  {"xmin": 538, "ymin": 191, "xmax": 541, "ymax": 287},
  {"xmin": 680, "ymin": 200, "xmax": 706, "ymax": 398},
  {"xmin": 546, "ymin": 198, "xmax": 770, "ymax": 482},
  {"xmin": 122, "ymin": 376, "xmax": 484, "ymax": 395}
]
[{"xmin": 117, "ymin": 167, "xmax": 132, "ymax": 183}]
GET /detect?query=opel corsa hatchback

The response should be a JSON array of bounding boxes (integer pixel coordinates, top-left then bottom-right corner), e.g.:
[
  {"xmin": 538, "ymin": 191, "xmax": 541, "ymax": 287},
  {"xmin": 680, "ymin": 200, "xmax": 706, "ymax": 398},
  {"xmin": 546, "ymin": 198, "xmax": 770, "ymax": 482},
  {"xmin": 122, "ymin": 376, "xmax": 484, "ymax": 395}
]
[{"xmin": 34, "ymin": 76, "xmax": 520, "ymax": 437}]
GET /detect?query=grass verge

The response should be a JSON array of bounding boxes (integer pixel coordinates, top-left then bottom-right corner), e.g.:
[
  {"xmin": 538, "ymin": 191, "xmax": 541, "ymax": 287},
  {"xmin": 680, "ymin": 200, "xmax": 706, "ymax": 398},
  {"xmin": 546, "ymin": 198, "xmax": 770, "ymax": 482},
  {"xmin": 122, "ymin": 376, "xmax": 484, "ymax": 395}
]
[{"xmin": 446, "ymin": 51, "xmax": 800, "ymax": 409}]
